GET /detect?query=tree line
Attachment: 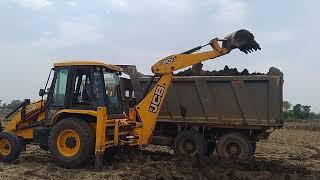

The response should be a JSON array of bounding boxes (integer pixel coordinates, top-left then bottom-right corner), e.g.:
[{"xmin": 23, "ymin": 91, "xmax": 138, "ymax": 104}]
[
  {"xmin": 283, "ymin": 101, "xmax": 320, "ymax": 121},
  {"xmin": 1, "ymin": 99, "xmax": 319, "ymax": 121},
  {"xmin": 0, "ymin": 99, "xmax": 22, "ymax": 118}
]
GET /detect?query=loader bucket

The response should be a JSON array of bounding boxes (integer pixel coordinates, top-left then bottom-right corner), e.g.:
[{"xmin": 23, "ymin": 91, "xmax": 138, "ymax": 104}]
[{"xmin": 222, "ymin": 29, "xmax": 261, "ymax": 54}]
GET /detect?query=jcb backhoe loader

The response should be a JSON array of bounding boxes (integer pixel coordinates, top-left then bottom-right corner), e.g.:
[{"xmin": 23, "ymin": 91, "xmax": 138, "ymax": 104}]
[{"xmin": 0, "ymin": 29, "xmax": 260, "ymax": 169}]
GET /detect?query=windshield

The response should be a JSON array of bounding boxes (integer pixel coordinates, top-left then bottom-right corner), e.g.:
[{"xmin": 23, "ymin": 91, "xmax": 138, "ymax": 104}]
[{"xmin": 103, "ymin": 70, "xmax": 122, "ymax": 115}]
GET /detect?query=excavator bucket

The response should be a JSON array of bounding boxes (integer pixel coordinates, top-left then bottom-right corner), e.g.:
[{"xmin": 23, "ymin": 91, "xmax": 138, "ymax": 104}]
[{"xmin": 222, "ymin": 29, "xmax": 261, "ymax": 54}]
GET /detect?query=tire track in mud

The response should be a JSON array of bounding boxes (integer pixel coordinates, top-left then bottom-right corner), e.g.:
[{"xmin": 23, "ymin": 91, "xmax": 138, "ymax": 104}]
[
  {"xmin": 23, "ymin": 169, "xmax": 50, "ymax": 179},
  {"xmin": 304, "ymin": 145, "xmax": 320, "ymax": 159},
  {"xmin": 2, "ymin": 128, "xmax": 320, "ymax": 180},
  {"xmin": 109, "ymin": 147, "xmax": 319, "ymax": 179}
]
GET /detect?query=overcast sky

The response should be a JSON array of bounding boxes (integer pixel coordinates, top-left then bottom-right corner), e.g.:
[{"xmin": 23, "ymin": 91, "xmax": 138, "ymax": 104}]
[{"xmin": 0, "ymin": 0, "xmax": 319, "ymax": 112}]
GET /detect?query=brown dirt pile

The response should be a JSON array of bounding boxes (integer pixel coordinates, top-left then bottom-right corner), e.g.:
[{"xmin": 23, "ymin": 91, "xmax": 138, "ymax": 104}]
[{"xmin": 176, "ymin": 64, "xmax": 265, "ymax": 76}]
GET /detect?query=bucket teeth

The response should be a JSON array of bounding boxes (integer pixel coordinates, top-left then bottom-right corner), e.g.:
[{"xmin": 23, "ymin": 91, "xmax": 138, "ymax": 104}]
[{"xmin": 223, "ymin": 29, "xmax": 261, "ymax": 54}]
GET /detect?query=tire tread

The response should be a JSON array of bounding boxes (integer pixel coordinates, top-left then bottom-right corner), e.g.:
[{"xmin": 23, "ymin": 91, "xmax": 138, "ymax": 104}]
[
  {"xmin": 48, "ymin": 118, "xmax": 94, "ymax": 168},
  {"xmin": 0, "ymin": 132, "xmax": 22, "ymax": 162}
]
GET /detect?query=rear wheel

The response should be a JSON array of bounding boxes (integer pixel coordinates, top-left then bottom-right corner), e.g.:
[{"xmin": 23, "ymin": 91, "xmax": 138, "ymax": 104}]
[
  {"xmin": 48, "ymin": 118, "xmax": 94, "ymax": 168},
  {"xmin": 0, "ymin": 132, "xmax": 22, "ymax": 162},
  {"xmin": 217, "ymin": 133, "xmax": 252, "ymax": 160},
  {"xmin": 174, "ymin": 131, "xmax": 207, "ymax": 156}
]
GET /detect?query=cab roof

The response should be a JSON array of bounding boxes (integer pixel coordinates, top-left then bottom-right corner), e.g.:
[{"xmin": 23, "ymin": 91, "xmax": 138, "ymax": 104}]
[{"xmin": 53, "ymin": 61, "xmax": 123, "ymax": 72}]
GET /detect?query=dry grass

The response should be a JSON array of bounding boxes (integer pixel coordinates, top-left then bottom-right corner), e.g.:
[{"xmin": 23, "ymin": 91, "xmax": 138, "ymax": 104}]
[{"xmin": 285, "ymin": 121, "xmax": 320, "ymax": 131}]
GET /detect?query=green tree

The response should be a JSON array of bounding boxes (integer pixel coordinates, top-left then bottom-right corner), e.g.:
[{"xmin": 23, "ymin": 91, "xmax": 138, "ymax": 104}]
[
  {"xmin": 293, "ymin": 104, "xmax": 304, "ymax": 119},
  {"xmin": 283, "ymin": 101, "xmax": 317, "ymax": 121},
  {"xmin": 310, "ymin": 112, "xmax": 317, "ymax": 119},
  {"xmin": 283, "ymin": 101, "xmax": 292, "ymax": 112},
  {"xmin": 292, "ymin": 104, "xmax": 313, "ymax": 119},
  {"xmin": 4, "ymin": 100, "xmax": 22, "ymax": 109},
  {"xmin": 283, "ymin": 101, "xmax": 293, "ymax": 120},
  {"xmin": 0, "ymin": 100, "xmax": 22, "ymax": 119},
  {"xmin": 302, "ymin": 105, "xmax": 311, "ymax": 119}
]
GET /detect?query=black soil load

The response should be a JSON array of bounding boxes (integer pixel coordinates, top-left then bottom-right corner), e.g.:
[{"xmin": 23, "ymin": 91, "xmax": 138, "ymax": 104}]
[{"xmin": 176, "ymin": 63, "xmax": 265, "ymax": 76}]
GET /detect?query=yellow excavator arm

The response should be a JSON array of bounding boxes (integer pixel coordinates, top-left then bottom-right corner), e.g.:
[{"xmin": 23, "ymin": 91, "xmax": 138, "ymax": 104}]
[{"xmin": 133, "ymin": 29, "xmax": 261, "ymax": 145}]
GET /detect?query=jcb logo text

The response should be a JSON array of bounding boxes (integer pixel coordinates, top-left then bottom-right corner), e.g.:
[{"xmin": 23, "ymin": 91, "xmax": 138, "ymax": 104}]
[{"xmin": 149, "ymin": 85, "xmax": 165, "ymax": 113}]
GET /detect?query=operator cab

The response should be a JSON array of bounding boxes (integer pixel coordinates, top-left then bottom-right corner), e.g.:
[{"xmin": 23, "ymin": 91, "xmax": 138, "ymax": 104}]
[{"xmin": 40, "ymin": 61, "xmax": 124, "ymax": 120}]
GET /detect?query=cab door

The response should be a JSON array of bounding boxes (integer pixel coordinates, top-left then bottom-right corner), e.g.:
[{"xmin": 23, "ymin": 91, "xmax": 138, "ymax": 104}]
[
  {"xmin": 69, "ymin": 66, "xmax": 106, "ymax": 110},
  {"xmin": 45, "ymin": 67, "xmax": 71, "ymax": 122}
]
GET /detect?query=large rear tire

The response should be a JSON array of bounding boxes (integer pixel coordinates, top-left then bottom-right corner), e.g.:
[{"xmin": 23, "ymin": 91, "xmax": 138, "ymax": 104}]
[
  {"xmin": 216, "ymin": 133, "xmax": 252, "ymax": 160},
  {"xmin": 174, "ymin": 131, "xmax": 207, "ymax": 156},
  {"xmin": 48, "ymin": 118, "xmax": 94, "ymax": 168},
  {"xmin": 0, "ymin": 132, "xmax": 22, "ymax": 162}
]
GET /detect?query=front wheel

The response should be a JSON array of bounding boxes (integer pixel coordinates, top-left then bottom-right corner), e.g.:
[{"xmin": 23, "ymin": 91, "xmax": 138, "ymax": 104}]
[
  {"xmin": 48, "ymin": 118, "xmax": 94, "ymax": 168},
  {"xmin": 0, "ymin": 132, "xmax": 22, "ymax": 162}
]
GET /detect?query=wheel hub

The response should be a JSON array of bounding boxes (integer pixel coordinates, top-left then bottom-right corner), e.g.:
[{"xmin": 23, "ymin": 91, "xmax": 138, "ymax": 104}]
[
  {"xmin": 65, "ymin": 137, "xmax": 77, "ymax": 149},
  {"xmin": 225, "ymin": 142, "xmax": 241, "ymax": 159},
  {"xmin": 0, "ymin": 139, "xmax": 11, "ymax": 156},
  {"xmin": 182, "ymin": 139, "xmax": 196, "ymax": 154},
  {"xmin": 56, "ymin": 129, "xmax": 81, "ymax": 157}
]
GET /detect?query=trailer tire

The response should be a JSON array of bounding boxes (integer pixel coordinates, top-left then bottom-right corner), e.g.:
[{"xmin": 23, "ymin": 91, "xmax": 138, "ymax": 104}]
[
  {"xmin": 48, "ymin": 118, "xmax": 94, "ymax": 168},
  {"xmin": 0, "ymin": 132, "xmax": 22, "ymax": 162},
  {"xmin": 217, "ymin": 133, "xmax": 252, "ymax": 160},
  {"xmin": 174, "ymin": 131, "xmax": 207, "ymax": 156}
]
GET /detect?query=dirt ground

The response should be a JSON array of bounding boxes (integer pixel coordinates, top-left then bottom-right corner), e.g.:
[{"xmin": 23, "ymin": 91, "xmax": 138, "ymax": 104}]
[{"xmin": 1, "ymin": 127, "xmax": 320, "ymax": 180}]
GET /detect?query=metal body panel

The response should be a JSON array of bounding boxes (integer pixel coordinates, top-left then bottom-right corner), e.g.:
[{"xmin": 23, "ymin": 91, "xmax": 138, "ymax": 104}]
[
  {"xmin": 54, "ymin": 61, "xmax": 123, "ymax": 72},
  {"xmin": 120, "ymin": 67, "xmax": 283, "ymax": 130}
]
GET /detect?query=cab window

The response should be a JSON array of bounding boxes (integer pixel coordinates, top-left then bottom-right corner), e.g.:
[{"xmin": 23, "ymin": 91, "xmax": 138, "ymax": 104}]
[
  {"xmin": 52, "ymin": 68, "xmax": 69, "ymax": 107},
  {"xmin": 72, "ymin": 68, "xmax": 92, "ymax": 107},
  {"xmin": 104, "ymin": 70, "xmax": 122, "ymax": 114}
]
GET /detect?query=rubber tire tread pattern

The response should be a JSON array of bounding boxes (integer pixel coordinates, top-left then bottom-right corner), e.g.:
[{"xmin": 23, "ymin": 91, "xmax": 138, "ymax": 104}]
[
  {"xmin": 174, "ymin": 131, "xmax": 208, "ymax": 156},
  {"xmin": 217, "ymin": 133, "xmax": 252, "ymax": 160},
  {"xmin": 48, "ymin": 118, "xmax": 94, "ymax": 168},
  {"xmin": 0, "ymin": 132, "xmax": 22, "ymax": 162}
]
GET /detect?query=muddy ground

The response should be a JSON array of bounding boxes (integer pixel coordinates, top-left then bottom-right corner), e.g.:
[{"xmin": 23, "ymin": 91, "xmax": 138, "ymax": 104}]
[{"xmin": 1, "ymin": 126, "xmax": 320, "ymax": 180}]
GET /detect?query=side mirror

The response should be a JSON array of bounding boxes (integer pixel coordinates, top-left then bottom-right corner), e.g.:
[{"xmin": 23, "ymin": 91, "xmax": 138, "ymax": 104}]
[{"xmin": 39, "ymin": 89, "xmax": 46, "ymax": 97}]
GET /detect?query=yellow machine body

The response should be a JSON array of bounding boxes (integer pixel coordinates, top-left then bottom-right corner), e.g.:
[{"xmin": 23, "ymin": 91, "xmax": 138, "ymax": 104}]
[{"xmin": 4, "ymin": 100, "xmax": 45, "ymax": 139}]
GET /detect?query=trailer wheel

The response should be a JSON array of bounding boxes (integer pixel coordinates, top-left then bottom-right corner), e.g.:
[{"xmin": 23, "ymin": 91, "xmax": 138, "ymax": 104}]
[
  {"xmin": 217, "ymin": 133, "xmax": 252, "ymax": 160},
  {"xmin": 0, "ymin": 132, "xmax": 22, "ymax": 162},
  {"xmin": 174, "ymin": 131, "xmax": 207, "ymax": 156},
  {"xmin": 48, "ymin": 118, "xmax": 94, "ymax": 168}
]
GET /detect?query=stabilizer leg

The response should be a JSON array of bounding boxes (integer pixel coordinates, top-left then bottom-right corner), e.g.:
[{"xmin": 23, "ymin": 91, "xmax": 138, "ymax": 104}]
[
  {"xmin": 95, "ymin": 107, "xmax": 107, "ymax": 170},
  {"xmin": 95, "ymin": 152, "xmax": 103, "ymax": 170}
]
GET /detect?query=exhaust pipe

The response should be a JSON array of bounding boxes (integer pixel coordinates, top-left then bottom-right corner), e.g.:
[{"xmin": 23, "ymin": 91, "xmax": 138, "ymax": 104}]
[{"xmin": 222, "ymin": 29, "xmax": 261, "ymax": 54}]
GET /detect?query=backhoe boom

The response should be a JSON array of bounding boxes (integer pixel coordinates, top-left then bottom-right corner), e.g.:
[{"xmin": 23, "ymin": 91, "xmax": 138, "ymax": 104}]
[{"xmin": 133, "ymin": 29, "xmax": 260, "ymax": 145}]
